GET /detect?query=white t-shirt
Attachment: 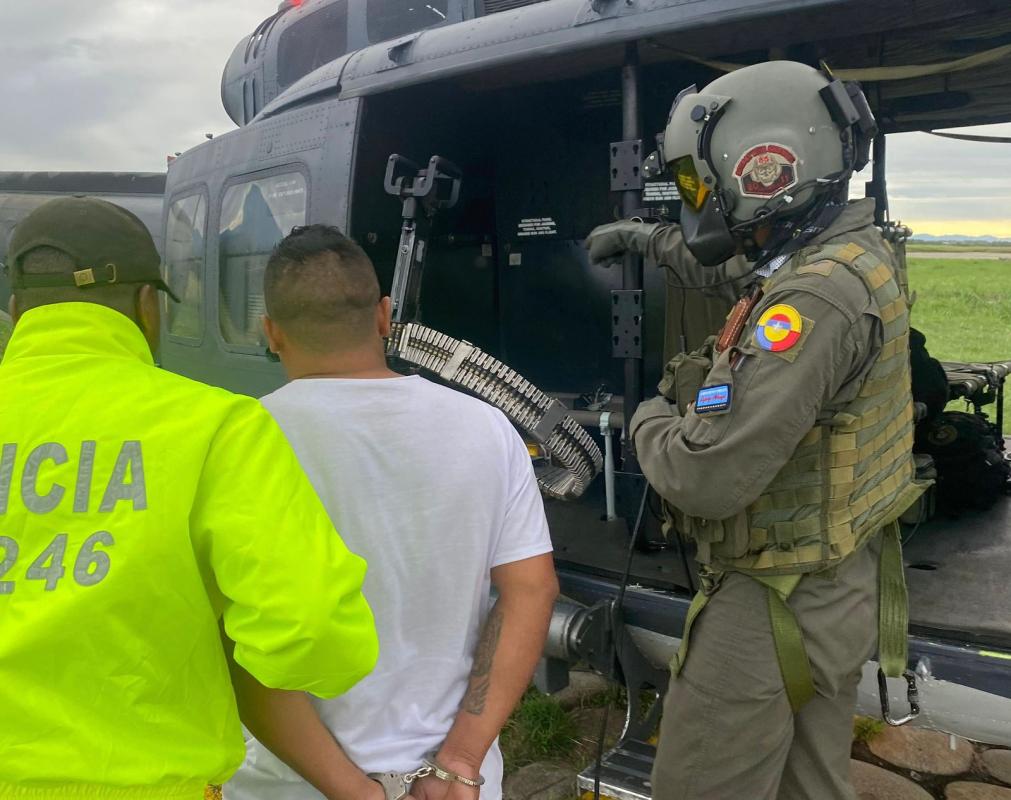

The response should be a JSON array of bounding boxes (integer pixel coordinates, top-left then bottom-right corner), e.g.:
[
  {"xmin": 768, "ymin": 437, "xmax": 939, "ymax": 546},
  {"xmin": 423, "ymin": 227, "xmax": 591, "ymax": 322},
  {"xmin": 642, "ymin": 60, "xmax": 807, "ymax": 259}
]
[{"xmin": 226, "ymin": 375, "xmax": 552, "ymax": 800}]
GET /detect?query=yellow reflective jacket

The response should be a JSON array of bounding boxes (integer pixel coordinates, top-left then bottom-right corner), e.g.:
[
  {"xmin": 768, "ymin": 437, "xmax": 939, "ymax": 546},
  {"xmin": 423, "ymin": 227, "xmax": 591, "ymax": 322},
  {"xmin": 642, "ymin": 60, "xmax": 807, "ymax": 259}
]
[{"xmin": 0, "ymin": 303, "xmax": 378, "ymax": 799}]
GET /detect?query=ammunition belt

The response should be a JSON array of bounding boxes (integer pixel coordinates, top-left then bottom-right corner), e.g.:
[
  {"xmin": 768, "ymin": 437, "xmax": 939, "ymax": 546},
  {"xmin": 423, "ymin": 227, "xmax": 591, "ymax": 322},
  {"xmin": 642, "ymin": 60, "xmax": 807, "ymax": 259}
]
[{"xmin": 387, "ymin": 322, "xmax": 602, "ymax": 500}]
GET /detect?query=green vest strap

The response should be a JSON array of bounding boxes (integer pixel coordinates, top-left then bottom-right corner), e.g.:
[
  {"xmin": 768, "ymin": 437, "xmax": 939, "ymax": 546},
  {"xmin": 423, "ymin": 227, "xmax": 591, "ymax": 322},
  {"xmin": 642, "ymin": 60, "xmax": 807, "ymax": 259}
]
[
  {"xmin": 878, "ymin": 521, "xmax": 910, "ymax": 677},
  {"xmin": 672, "ymin": 589, "xmax": 710, "ymax": 676},
  {"xmin": 756, "ymin": 574, "xmax": 816, "ymax": 713}
]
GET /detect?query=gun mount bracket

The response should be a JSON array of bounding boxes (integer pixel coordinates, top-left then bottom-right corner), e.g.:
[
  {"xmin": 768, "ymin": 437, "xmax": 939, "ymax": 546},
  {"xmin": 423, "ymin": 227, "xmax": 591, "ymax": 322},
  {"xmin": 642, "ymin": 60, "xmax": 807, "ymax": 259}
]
[
  {"xmin": 380, "ymin": 155, "xmax": 602, "ymax": 501},
  {"xmin": 612, "ymin": 290, "xmax": 643, "ymax": 358},
  {"xmin": 564, "ymin": 597, "xmax": 669, "ymax": 743},
  {"xmin": 383, "ymin": 153, "xmax": 462, "ymax": 324},
  {"xmin": 384, "ymin": 154, "xmax": 462, "ymax": 215},
  {"xmin": 610, "ymin": 139, "xmax": 645, "ymax": 192}
]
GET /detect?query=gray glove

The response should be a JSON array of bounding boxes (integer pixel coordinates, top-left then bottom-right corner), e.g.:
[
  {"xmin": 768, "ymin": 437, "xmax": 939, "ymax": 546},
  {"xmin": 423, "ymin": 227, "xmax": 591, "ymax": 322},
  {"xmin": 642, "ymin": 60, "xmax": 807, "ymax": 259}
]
[{"xmin": 585, "ymin": 220, "xmax": 659, "ymax": 267}]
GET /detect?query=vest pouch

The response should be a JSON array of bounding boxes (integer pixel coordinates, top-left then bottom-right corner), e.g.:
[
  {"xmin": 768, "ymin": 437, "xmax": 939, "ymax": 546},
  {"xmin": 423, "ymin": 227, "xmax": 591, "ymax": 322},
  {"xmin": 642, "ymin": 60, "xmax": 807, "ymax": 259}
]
[
  {"xmin": 658, "ymin": 337, "xmax": 716, "ymax": 415},
  {"xmin": 681, "ymin": 509, "xmax": 751, "ymax": 564},
  {"xmin": 660, "ymin": 499, "xmax": 686, "ymax": 541},
  {"xmin": 899, "ymin": 455, "xmax": 936, "ymax": 524}
]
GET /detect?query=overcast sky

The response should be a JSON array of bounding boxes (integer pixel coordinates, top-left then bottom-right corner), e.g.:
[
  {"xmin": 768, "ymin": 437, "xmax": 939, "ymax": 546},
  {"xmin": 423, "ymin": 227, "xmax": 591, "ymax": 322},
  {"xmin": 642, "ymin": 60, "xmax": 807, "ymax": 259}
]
[{"xmin": 1, "ymin": 1, "xmax": 1009, "ymax": 237}]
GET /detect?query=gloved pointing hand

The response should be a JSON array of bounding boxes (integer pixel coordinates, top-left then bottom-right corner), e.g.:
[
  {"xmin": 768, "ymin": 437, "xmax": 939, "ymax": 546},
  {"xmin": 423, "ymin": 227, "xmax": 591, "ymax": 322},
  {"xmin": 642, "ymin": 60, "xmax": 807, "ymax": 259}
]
[{"xmin": 585, "ymin": 220, "xmax": 660, "ymax": 268}]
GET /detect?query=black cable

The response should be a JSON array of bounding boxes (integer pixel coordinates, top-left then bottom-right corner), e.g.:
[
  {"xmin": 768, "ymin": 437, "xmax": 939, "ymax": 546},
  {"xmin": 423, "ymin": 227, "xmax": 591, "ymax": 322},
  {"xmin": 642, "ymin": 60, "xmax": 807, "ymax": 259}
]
[
  {"xmin": 647, "ymin": 489, "xmax": 697, "ymax": 595},
  {"xmin": 651, "ymin": 188, "xmax": 846, "ymax": 289},
  {"xmin": 656, "ymin": 259, "xmax": 763, "ymax": 291},
  {"xmin": 663, "ymin": 264, "xmax": 691, "ymax": 354},
  {"xmin": 651, "ymin": 268, "xmax": 712, "ymax": 594},
  {"xmin": 651, "ymin": 266, "xmax": 700, "ymax": 597},
  {"xmin": 594, "ymin": 481, "xmax": 650, "ymax": 800},
  {"xmin": 901, "ymin": 517, "xmax": 924, "ymax": 547}
]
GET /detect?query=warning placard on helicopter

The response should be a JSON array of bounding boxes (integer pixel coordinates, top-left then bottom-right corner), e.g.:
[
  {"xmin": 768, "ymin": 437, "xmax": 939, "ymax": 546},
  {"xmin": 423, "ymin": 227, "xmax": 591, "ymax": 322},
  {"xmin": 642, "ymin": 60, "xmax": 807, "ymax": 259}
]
[
  {"xmin": 643, "ymin": 181, "xmax": 680, "ymax": 203},
  {"xmin": 517, "ymin": 217, "xmax": 558, "ymax": 237}
]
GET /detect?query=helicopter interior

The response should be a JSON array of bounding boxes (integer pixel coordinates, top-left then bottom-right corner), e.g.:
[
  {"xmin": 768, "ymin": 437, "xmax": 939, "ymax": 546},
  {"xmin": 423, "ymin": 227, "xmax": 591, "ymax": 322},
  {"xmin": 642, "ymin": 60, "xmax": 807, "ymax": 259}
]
[{"xmin": 346, "ymin": 43, "xmax": 1011, "ymax": 648}]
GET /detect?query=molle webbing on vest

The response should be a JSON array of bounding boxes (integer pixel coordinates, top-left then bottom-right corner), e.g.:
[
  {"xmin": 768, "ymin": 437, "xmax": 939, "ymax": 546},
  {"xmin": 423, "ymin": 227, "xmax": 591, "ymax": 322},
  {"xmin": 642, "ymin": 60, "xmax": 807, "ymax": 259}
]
[{"xmin": 696, "ymin": 240, "xmax": 927, "ymax": 576}]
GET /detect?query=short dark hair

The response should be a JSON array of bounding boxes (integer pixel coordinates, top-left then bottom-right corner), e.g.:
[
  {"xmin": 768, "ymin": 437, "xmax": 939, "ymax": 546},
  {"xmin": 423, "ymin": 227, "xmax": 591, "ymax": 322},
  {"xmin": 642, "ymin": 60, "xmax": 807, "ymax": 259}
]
[{"xmin": 263, "ymin": 225, "xmax": 381, "ymax": 353}]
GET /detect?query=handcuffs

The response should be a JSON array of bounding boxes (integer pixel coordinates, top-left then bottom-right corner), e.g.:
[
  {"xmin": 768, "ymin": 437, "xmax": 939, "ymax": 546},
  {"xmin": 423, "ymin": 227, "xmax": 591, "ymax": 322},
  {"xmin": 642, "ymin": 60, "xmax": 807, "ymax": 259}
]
[{"xmin": 369, "ymin": 754, "xmax": 485, "ymax": 799}]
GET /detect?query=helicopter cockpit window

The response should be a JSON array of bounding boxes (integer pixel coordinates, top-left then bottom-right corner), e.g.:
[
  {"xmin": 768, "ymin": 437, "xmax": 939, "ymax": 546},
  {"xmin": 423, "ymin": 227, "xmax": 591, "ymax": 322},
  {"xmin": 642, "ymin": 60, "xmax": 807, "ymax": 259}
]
[
  {"xmin": 164, "ymin": 193, "xmax": 207, "ymax": 341},
  {"xmin": 218, "ymin": 172, "xmax": 307, "ymax": 349},
  {"xmin": 277, "ymin": 2, "xmax": 348, "ymax": 91},
  {"xmin": 367, "ymin": 0, "xmax": 448, "ymax": 44}
]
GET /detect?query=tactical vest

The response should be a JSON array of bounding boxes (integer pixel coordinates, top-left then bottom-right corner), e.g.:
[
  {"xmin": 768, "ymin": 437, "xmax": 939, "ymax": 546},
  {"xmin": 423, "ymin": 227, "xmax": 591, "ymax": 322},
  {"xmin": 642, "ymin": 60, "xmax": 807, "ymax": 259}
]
[{"xmin": 681, "ymin": 240, "xmax": 928, "ymax": 576}]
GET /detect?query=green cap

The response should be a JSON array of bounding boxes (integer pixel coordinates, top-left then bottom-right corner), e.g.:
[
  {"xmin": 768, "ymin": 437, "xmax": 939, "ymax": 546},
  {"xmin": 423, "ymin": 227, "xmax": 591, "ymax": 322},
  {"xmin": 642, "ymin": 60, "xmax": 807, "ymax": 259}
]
[{"xmin": 7, "ymin": 196, "xmax": 179, "ymax": 302}]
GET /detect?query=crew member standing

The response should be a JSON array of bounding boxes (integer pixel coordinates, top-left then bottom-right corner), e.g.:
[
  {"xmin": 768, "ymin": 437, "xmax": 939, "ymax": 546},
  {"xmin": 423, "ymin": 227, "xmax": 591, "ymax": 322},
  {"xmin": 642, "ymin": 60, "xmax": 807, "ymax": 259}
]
[
  {"xmin": 0, "ymin": 198, "xmax": 378, "ymax": 799},
  {"xmin": 227, "ymin": 225, "xmax": 558, "ymax": 800},
  {"xmin": 587, "ymin": 61, "xmax": 927, "ymax": 800}
]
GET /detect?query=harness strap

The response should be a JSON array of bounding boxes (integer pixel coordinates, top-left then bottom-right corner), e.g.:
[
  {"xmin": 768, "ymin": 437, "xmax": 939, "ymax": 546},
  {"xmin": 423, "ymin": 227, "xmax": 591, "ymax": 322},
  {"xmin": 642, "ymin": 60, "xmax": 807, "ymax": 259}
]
[
  {"xmin": 674, "ymin": 531, "xmax": 907, "ymax": 714},
  {"xmin": 878, "ymin": 521, "xmax": 910, "ymax": 678},
  {"xmin": 672, "ymin": 572, "xmax": 816, "ymax": 715},
  {"xmin": 672, "ymin": 589, "xmax": 710, "ymax": 676},
  {"xmin": 756, "ymin": 573, "xmax": 814, "ymax": 713}
]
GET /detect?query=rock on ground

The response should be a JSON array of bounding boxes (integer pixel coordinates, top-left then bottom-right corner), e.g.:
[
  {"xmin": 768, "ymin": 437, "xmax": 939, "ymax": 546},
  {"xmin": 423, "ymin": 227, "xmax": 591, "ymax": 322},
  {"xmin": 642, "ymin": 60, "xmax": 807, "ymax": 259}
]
[
  {"xmin": 570, "ymin": 706, "xmax": 627, "ymax": 751},
  {"xmin": 850, "ymin": 760, "xmax": 932, "ymax": 800},
  {"xmin": 549, "ymin": 670, "xmax": 610, "ymax": 711},
  {"xmin": 502, "ymin": 762, "xmax": 575, "ymax": 800},
  {"xmin": 946, "ymin": 782, "xmax": 1011, "ymax": 799},
  {"xmin": 867, "ymin": 726, "xmax": 974, "ymax": 775},
  {"xmin": 983, "ymin": 750, "xmax": 1011, "ymax": 785}
]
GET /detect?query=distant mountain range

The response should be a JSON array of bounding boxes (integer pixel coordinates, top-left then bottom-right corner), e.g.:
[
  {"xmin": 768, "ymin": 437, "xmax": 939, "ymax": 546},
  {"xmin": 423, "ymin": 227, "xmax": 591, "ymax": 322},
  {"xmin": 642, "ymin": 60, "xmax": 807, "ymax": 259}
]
[{"xmin": 911, "ymin": 233, "xmax": 1011, "ymax": 244}]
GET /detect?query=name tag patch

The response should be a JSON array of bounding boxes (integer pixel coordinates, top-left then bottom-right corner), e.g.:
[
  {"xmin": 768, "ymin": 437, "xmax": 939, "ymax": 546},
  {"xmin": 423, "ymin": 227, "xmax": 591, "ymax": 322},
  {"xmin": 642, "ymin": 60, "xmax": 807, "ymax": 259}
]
[{"xmin": 695, "ymin": 384, "xmax": 732, "ymax": 414}]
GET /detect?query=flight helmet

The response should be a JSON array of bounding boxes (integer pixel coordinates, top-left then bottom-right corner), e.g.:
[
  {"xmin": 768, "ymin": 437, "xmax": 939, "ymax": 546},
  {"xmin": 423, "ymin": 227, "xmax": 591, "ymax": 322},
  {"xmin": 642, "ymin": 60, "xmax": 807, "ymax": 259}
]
[{"xmin": 658, "ymin": 60, "xmax": 877, "ymax": 265}]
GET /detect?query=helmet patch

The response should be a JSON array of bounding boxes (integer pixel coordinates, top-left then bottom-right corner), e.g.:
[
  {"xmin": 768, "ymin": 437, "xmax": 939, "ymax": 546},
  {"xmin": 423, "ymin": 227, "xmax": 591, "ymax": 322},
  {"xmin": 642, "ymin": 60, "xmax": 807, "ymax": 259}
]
[{"xmin": 734, "ymin": 143, "xmax": 798, "ymax": 198}]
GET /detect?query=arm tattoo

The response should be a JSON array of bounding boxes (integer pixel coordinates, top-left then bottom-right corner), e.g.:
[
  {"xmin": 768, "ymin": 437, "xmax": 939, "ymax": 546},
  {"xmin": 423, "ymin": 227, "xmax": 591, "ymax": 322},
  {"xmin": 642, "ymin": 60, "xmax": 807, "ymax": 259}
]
[{"xmin": 462, "ymin": 604, "xmax": 504, "ymax": 715}]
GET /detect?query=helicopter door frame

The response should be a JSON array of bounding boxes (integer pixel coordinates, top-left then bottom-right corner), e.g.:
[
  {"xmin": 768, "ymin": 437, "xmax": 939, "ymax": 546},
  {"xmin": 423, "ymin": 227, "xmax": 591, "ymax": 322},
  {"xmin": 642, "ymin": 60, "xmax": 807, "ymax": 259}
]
[
  {"xmin": 162, "ymin": 184, "xmax": 211, "ymax": 350},
  {"xmin": 210, "ymin": 161, "xmax": 313, "ymax": 360}
]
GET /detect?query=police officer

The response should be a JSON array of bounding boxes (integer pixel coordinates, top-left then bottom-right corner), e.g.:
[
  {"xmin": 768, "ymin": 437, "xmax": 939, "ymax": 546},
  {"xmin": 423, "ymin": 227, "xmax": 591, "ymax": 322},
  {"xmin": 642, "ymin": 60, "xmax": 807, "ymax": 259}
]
[
  {"xmin": 587, "ymin": 61, "xmax": 927, "ymax": 800},
  {"xmin": 0, "ymin": 198, "xmax": 378, "ymax": 799}
]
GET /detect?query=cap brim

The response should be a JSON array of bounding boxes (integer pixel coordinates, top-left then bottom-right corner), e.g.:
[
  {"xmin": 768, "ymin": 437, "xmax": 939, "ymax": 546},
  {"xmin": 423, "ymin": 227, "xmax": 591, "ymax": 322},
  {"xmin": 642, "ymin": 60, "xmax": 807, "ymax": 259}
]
[{"xmin": 154, "ymin": 279, "xmax": 181, "ymax": 303}]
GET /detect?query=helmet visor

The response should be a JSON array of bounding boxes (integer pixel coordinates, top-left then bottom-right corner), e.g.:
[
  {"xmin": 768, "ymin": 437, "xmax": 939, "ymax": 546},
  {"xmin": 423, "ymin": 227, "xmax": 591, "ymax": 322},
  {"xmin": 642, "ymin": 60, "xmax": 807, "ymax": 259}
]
[{"xmin": 672, "ymin": 155, "xmax": 711, "ymax": 211}]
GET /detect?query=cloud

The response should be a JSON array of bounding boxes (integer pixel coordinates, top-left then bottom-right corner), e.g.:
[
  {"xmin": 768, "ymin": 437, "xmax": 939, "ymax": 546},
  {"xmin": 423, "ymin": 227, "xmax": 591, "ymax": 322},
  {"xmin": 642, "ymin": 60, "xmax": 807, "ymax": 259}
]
[
  {"xmin": 1, "ymin": 4, "xmax": 1009, "ymax": 236},
  {"xmin": 886, "ymin": 124, "xmax": 1011, "ymax": 231},
  {"xmin": 0, "ymin": 0, "xmax": 276, "ymax": 171}
]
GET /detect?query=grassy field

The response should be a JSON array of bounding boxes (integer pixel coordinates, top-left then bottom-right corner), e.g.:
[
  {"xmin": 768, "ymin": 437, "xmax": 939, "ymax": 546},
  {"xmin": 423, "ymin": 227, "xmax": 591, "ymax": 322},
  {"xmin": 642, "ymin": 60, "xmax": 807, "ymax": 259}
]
[
  {"xmin": 908, "ymin": 242, "xmax": 1011, "ymax": 253},
  {"xmin": 907, "ymin": 256, "xmax": 1011, "ymax": 423}
]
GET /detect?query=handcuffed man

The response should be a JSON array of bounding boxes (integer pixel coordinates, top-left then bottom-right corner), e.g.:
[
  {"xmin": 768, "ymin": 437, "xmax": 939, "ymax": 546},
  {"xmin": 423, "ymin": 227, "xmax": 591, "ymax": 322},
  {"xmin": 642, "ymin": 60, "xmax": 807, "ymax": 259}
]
[{"xmin": 227, "ymin": 224, "xmax": 559, "ymax": 800}]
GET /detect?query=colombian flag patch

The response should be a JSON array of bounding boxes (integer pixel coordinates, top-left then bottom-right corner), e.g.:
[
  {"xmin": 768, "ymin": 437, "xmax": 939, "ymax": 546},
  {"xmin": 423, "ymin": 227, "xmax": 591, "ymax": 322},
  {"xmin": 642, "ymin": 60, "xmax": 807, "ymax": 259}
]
[{"xmin": 755, "ymin": 304, "xmax": 803, "ymax": 352}]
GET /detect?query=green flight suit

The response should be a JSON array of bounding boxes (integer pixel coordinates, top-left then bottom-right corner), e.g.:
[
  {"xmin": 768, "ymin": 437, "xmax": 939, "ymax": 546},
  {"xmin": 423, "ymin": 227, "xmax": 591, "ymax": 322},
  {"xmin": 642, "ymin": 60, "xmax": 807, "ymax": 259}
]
[{"xmin": 630, "ymin": 199, "xmax": 917, "ymax": 800}]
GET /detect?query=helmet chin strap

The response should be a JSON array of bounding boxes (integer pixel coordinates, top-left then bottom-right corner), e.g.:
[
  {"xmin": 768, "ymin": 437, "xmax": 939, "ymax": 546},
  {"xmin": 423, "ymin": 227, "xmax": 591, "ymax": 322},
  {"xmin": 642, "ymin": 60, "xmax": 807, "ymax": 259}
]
[
  {"xmin": 725, "ymin": 166, "xmax": 853, "ymax": 264},
  {"xmin": 679, "ymin": 171, "xmax": 850, "ymax": 269},
  {"xmin": 729, "ymin": 172, "xmax": 849, "ymax": 234},
  {"xmin": 749, "ymin": 185, "xmax": 850, "ymax": 267}
]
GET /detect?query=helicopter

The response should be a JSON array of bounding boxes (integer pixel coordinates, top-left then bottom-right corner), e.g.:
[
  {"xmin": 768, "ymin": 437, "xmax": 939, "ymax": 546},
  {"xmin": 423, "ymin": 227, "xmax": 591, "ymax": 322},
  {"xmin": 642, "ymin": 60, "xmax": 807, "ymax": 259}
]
[{"xmin": 4, "ymin": 0, "xmax": 1011, "ymax": 795}]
